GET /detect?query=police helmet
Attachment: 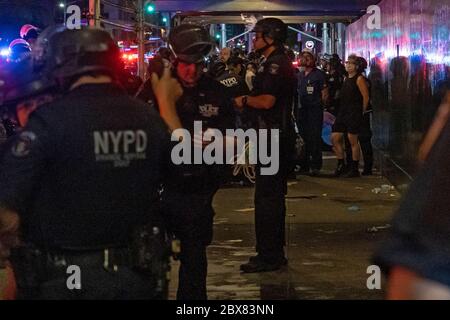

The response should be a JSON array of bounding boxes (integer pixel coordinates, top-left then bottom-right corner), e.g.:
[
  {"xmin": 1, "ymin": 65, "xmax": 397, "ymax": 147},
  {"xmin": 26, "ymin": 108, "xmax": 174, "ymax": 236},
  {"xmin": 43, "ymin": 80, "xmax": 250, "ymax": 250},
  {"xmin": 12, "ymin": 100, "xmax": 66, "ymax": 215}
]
[
  {"xmin": 2, "ymin": 60, "xmax": 55, "ymax": 108},
  {"xmin": 4, "ymin": 75, "xmax": 55, "ymax": 108},
  {"xmin": 32, "ymin": 25, "xmax": 66, "ymax": 73},
  {"xmin": 168, "ymin": 24, "xmax": 214, "ymax": 64},
  {"xmin": 46, "ymin": 28, "xmax": 121, "ymax": 82},
  {"xmin": 8, "ymin": 39, "xmax": 31, "ymax": 61},
  {"xmin": 20, "ymin": 24, "xmax": 40, "ymax": 42},
  {"xmin": 208, "ymin": 61, "xmax": 227, "ymax": 78},
  {"xmin": 251, "ymin": 18, "xmax": 288, "ymax": 44}
]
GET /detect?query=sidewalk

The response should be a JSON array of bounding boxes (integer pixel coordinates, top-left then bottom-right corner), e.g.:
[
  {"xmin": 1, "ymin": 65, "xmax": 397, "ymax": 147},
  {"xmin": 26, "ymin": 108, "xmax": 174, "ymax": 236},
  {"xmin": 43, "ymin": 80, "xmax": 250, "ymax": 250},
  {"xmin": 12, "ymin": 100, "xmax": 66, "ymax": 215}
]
[{"xmin": 169, "ymin": 156, "xmax": 400, "ymax": 299}]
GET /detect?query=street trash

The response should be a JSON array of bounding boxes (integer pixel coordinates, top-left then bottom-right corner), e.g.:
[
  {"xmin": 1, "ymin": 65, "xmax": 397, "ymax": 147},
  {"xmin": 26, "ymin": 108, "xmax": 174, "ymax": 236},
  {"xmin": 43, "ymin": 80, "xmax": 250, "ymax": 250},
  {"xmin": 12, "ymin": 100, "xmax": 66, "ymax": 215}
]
[
  {"xmin": 372, "ymin": 184, "xmax": 395, "ymax": 194},
  {"xmin": 372, "ymin": 187, "xmax": 381, "ymax": 194},
  {"xmin": 367, "ymin": 224, "xmax": 391, "ymax": 233}
]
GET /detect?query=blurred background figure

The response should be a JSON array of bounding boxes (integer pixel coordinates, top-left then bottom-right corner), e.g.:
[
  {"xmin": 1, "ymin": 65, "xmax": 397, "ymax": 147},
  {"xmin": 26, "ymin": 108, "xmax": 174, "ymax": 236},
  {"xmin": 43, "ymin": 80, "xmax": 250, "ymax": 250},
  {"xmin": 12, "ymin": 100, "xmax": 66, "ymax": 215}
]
[
  {"xmin": 219, "ymin": 47, "xmax": 231, "ymax": 64},
  {"xmin": 245, "ymin": 62, "xmax": 257, "ymax": 91},
  {"xmin": 373, "ymin": 88, "xmax": 450, "ymax": 299},
  {"xmin": 297, "ymin": 50, "xmax": 328, "ymax": 176},
  {"xmin": 8, "ymin": 39, "xmax": 31, "ymax": 63},
  {"xmin": 20, "ymin": 24, "xmax": 40, "ymax": 50},
  {"xmin": 227, "ymin": 56, "xmax": 244, "ymax": 77}
]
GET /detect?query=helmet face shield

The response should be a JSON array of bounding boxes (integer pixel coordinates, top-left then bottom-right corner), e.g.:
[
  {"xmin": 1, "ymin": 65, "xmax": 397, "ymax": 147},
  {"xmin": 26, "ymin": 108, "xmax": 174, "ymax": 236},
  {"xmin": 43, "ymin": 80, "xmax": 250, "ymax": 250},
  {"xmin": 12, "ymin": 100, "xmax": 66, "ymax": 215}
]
[{"xmin": 168, "ymin": 24, "xmax": 214, "ymax": 64}]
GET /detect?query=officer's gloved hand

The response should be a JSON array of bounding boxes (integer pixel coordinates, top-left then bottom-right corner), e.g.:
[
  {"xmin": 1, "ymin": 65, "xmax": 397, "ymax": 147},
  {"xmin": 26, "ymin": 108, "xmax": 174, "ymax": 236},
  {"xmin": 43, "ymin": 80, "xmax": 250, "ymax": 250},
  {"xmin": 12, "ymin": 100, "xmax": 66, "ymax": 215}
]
[
  {"xmin": 151, "ymin": 62, "xmax": 183, "ymax": 107},
  {"xmin": 150, "ymin": 64, "xmax": 184, "ymax": 132}
]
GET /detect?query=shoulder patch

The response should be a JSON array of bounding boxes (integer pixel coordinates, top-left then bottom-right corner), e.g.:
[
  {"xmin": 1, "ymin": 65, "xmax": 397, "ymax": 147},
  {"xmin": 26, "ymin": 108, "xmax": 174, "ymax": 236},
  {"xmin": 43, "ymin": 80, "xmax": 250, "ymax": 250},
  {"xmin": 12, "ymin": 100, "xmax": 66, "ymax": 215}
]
[
  {"xmin": 11, "ymin": 131, "xmax": 37, "ymax": 158},
  {"xmin": 269, "ymin": 63, "xmax": 280, "ymax": 75}
]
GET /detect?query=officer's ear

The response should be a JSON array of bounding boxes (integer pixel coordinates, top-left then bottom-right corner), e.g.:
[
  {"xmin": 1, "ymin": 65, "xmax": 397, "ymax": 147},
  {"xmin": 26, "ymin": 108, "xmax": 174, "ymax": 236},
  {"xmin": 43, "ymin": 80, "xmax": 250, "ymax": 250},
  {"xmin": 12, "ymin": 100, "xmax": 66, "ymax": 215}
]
[{"xmin": 264, "ymin": 35, "xmax": 275, "ymax": 46}]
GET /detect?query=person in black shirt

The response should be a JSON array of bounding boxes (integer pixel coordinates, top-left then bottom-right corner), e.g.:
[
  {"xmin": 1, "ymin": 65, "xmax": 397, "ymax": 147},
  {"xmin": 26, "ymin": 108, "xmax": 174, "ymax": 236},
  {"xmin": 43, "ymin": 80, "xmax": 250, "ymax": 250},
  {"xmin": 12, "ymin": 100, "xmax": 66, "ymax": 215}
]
[
  {"xmin": 0, "ymin": 28, "xmax": 176, "ymax": 300},
  {"xmin": 234, "ymin": 18, "xmax": 296, "ymax": 273},
  {"xmin": 331, "ymin": 54, "xmax": 370, "ymax": 177}
]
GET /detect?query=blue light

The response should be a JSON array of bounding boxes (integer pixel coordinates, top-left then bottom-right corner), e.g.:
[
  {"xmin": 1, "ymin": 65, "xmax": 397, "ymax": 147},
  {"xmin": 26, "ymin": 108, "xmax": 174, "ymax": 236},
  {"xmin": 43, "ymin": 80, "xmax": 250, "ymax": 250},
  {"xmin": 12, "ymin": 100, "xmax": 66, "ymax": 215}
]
[
  {"xmin": 162, "ymin": 17, "xmax": 167, "ymax": 23},
  {"xmin": 0, "ymin": 48, "xmax": 10, "ymax": 57}
]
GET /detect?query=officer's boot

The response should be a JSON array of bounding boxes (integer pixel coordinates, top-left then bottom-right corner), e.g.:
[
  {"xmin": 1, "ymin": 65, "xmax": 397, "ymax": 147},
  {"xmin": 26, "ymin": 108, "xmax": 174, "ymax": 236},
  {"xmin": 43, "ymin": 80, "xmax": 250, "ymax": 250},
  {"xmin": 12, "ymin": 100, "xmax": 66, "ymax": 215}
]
[
  {"xmin": 344, "ymin": 160, "xmax": 361, "ymax": 178},
  {"xmin": 362, "ymin": 162, "xmax": 373, "ymax": 176},
  {"xmin": 334, "ymin": 159, "xmax": 346, "ymax": 177},
  {"xmin": 362, "ymin": 157, "xmax": 373, "ymax": 176}
]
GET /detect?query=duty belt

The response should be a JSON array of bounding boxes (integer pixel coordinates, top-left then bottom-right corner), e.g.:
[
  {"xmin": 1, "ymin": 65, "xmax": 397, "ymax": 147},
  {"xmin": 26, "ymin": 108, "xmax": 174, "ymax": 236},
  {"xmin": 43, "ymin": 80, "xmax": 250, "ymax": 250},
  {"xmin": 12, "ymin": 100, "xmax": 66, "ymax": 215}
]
[{"xmin": 46, "ymin": 247, "xmax": 130, "ymax": 272}]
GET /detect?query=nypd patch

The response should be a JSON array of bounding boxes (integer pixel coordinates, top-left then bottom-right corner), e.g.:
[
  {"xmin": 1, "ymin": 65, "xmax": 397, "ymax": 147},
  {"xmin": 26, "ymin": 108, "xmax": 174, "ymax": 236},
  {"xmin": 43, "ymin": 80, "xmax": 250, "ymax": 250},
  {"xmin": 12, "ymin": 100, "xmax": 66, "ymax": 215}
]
[
  {"xmin": 269, "ymin": 63, "xmax": 280, "ymax": 75},
  {"xmin": 11, "ymin": 131, "xmax": 37, "ymax": 158}
]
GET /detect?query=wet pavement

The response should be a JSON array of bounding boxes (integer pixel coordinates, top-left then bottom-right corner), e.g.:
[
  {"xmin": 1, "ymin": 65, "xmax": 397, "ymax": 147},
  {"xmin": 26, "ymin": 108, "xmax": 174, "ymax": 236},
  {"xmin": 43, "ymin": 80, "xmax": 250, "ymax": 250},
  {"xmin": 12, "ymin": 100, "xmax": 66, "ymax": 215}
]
[{"xmin": 169, "ymin": 156, "xmax": 400, "ymax": 300}]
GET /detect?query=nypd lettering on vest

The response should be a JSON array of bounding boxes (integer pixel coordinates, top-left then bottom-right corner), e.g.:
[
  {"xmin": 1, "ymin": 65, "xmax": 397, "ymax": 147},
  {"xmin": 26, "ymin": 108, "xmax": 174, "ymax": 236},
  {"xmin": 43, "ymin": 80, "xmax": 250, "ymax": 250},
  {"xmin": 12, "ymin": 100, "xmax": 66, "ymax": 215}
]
[
  {"xmin": 93, "ymin": 130, "xmax": 147, "ymax": 167},
  {"xmin": 219, "ymin": 77, "xmax": 238, "ymax": 87},
  {"xmin": 199, "ymin": 104, "xmax": 219, "ymax": 117}
]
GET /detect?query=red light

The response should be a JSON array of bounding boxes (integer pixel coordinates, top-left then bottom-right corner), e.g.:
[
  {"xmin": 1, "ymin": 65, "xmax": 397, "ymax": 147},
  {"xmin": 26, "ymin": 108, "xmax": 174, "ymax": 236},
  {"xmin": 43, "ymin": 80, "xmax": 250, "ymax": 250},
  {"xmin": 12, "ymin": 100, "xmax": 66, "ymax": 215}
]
[{"xmin": 292, "ymin": 61, "xmax": 299, "ymax": 66}]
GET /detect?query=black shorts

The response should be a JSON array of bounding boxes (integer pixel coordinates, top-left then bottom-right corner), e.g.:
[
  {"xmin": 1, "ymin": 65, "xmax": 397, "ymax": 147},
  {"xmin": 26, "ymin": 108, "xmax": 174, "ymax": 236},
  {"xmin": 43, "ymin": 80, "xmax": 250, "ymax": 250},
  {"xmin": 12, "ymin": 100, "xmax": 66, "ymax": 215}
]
[{"xmin": 332, "ymin": 111, "xmax": 363, "ymax": 134}]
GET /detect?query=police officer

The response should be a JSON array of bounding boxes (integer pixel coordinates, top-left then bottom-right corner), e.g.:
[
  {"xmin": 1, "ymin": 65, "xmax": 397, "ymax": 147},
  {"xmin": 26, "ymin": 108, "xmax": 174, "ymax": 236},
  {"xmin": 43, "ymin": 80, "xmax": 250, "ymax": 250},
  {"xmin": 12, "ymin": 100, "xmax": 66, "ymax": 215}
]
[
  {"xmin": 297, "ymin": 50, "xmax": 329, "ymax": 176},
  {"xmin": 0, "ymin": 27, "xmax": 177, "ymax": 299},
  {"xmin": 215, "ymin": 56, "xmax": 249, "ymax": 102},
  {"xmin": 235, "ymin": 18, "xmax": 296, "ymax": 273},
  {"xmin": 138, "ymin": 24, "xmax": 236, "ymax": 299},
  {"xmin": 20, "ymin": 24, "xmax": 40, "ymax": 50}
]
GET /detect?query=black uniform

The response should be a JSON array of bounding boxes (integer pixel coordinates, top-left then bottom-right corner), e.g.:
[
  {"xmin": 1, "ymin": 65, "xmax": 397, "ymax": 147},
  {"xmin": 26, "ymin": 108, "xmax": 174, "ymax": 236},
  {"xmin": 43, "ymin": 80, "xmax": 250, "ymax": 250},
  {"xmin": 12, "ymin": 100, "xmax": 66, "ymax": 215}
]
[
  {"xmin": 138, "ymin": 74, "xmax": 236, "ymax": 300},
  {"xmin": 325, "ymin": 70, "xmax": 344, "ymax": 115},
  {"xmin": 0, "ymin": 83, "xmax": 171, "ymax": 299},
  {"xmin": 250, "ymin": 48, "xmax": 295, "ymax": 264},
  {"xmin": 297, "ymin": 68, "xmax": 327, "ymax": 171},
  {"xmin": 215, "ymin": 71, "xmax": 249, "ymax": 100}
]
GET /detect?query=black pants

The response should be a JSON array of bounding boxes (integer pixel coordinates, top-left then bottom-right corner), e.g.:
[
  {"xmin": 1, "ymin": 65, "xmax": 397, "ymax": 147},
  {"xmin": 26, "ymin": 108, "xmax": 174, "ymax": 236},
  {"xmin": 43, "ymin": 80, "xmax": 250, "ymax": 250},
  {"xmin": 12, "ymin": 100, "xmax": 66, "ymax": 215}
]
[
  {"xmin": 163, "ymin": 187, "xmax": 218, "ymax": 300},
  {"xmin": 298, "ymin": 106, "xmax": 324, "ymax": 170},
  {"xmin": 254, "ymin": 140, "xmax": 288, "ymax": 262}
]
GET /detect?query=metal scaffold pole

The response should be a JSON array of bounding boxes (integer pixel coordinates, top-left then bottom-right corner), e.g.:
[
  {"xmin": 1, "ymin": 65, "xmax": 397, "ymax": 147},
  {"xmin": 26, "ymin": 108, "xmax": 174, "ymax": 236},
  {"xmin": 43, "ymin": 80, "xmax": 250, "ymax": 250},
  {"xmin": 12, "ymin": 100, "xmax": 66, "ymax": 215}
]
[
  {"xmin": 137, "ymin": 0, "xmax": 146, "ymax": 79},
  {"xmin": 95, "ymin": 0, "xmax": 101, "ymax": 27}
]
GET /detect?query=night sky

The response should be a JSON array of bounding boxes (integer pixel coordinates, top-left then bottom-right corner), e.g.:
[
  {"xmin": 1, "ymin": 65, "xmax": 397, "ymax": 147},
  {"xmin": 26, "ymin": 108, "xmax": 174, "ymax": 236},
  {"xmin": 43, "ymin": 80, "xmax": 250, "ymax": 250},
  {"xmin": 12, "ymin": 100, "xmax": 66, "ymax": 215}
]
[{"xmin": 0, "ymin": 0, "xmax": 59, "ymax": 47}]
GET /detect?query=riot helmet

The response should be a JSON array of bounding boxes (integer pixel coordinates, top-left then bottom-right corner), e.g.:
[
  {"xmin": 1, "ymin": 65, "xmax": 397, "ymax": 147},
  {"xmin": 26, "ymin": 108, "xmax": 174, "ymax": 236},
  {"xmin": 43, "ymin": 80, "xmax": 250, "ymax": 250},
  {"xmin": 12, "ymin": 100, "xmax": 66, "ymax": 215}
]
[
  {"xmin": 252, "ymin": 18, "xmax": 288, "ymax": 45},
  {"xmin": 168, "ymin": 24, "xmax": 214, "ymax": 64},
  {"xmin": 20, "ymin": 24, "xmax": 40, "ymax": 43},
  {"xmin": 8, "ymin": 39, "xmax": 31, "ymax": 62},
  {"xmin": 45, "ymin": 28, "xmax": 122, "ymax": 84}
]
